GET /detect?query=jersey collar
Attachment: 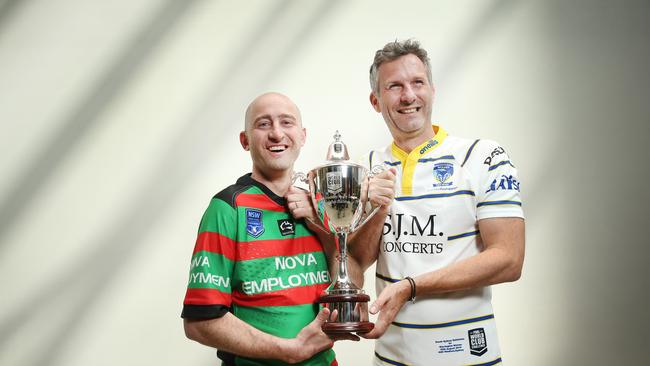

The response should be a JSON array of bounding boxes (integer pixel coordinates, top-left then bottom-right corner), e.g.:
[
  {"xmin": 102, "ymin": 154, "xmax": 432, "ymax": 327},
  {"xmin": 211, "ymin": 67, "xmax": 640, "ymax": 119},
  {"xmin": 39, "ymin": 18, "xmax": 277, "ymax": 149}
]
[
  {"xmin": 389, "ymin": 125, "xmax": 447, "ymax": 196},
  {"xmin": 237, "ymin": 173, "xmax": 287, "ymax": 207},
  {"xmin": 391, "ymin": 125, "xmax": 447, "ymax": 163}
]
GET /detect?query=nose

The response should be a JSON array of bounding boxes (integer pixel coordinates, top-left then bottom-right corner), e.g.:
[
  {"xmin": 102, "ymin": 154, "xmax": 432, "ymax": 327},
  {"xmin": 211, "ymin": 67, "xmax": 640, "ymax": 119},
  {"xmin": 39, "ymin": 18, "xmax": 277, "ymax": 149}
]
[
  {"xmin": 401, "ymin": 85, "xmax": 416, "ymax": 104},
  {"xmin": 268, "ymin": 122, "xmax": 284, "ymax": 141}
]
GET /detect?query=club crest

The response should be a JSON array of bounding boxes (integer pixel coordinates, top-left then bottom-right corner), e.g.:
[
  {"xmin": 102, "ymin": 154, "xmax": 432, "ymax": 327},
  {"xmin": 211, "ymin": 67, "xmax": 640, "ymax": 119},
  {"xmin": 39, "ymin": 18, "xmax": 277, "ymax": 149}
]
[
  {"xmin": 433, "ymin": 162, "xmax": 454, "ymax": 187},
  {"xmin": 246, "ymin": 209, "xmax": 264, "ymax": 238}
]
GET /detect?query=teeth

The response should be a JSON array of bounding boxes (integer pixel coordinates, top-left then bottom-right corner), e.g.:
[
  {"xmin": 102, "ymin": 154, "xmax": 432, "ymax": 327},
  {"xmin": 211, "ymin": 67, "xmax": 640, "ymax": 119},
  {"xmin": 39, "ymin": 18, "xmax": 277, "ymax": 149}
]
[
  {"xmin": 269, "ymin": 146, "xmax": 286, "ymax": 152},
  {"xmin": 400, "ymin": 108, "xmax": 417, "ymax": 114}
]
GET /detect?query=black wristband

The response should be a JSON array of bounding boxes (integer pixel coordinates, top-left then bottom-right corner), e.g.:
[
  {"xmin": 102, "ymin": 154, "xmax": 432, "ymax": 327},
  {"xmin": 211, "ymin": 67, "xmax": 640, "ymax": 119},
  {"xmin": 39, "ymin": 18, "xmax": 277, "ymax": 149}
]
[{"xmin": 404, "ymin": 276, "xmax": 416, "ymax": 303}]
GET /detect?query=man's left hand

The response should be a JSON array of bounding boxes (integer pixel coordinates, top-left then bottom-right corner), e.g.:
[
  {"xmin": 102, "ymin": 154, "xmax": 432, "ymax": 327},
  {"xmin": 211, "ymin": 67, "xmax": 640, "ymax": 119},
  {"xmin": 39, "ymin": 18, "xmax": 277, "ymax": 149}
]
[
  {"xmin": 286, "ymin": 186, "xmax": 317, "ymax": 222},
  {"xmin": 360, "ymin": 279, "xmax": 411, "ymax": 339}
]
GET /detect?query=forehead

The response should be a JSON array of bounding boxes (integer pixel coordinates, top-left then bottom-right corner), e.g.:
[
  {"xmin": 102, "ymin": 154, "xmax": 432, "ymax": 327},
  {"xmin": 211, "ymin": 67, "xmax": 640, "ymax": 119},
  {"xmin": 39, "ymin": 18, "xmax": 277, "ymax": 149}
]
[
  {"xmin": 377, "ymin": 54, "xmax": 427, "ymax": 82},
  {"xmin": 249, "ymin": 94, "xmax": 300, "ymax": 120}
]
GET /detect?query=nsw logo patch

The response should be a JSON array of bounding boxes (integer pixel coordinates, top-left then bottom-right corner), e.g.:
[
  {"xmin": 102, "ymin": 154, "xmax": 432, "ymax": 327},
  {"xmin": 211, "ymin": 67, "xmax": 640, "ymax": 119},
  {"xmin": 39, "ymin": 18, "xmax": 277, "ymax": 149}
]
[
  {"xmin": 245, "ymin": 209, "xmax": 265, "ymax": 238},
  {"xmin": 468, "ymin": 328, "xmax": 488, "ymax": 356},
  {"xmin": 277, "ymin": 219, "xmax": 295, "ymax": 236}
]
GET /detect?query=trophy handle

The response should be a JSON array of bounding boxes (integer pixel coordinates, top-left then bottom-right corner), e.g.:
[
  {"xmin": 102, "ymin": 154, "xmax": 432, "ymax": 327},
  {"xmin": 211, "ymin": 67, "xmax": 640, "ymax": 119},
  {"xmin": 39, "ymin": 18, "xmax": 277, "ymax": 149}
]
[
  {"xmin": 352, "ymin": 164, "xmax": 387, "ymax": 231},
  {"xmin": 291, "ymin": 171, "xmax": 332, "ymax": 235},
  {"xmin": 292, "ymin": 171, "xmax": 308, "ymax": 184}
]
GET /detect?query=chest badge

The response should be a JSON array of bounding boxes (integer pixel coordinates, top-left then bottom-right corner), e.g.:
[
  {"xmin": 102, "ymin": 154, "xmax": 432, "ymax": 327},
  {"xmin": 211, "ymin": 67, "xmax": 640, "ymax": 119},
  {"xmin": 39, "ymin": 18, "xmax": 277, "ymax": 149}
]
[
  {"xmin": 433, "ymin": 162, "xmax": 454, "ymax": 187},
  {"xmin": 277, "ymin": 219, "xmax": 295, "ymax": 236},
  {"xmin": 245, "ymin": 209, "xmax": 265, "ymax": 238}
]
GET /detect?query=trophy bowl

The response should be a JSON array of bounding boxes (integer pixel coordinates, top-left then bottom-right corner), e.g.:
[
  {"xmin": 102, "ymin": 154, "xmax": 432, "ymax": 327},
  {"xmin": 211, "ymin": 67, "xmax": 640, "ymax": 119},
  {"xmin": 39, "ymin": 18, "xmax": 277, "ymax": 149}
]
[{"xmin": 295, "ymin": 131, "xmax": 383, "ymax": 335}]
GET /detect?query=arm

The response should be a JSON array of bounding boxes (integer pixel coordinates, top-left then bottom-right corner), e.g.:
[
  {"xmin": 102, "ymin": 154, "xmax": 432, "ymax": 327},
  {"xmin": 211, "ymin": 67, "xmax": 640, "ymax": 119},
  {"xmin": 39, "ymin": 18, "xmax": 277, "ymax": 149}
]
[
  {"xmin": 363, "ymin": 217, "xmax": 525, "ymax": 338},
  {"xmin": 184, "ymin": 308, "xmax": 334, "ymax": 364},
  {"xmin": 347, "ymin": 168, "xmax": 397, "ymax": 285}
]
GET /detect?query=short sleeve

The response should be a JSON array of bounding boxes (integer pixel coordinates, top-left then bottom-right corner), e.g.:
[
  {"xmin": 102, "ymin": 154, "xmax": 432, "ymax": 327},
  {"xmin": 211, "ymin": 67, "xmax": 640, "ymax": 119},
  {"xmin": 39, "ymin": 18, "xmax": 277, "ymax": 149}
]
[
  {"xmin": 181, "ymin": 198, "xmax": 237, "ymax": 319},
  {"xmin": 472, "ymin": 140, "xmax": 525, "ymax": 220}
]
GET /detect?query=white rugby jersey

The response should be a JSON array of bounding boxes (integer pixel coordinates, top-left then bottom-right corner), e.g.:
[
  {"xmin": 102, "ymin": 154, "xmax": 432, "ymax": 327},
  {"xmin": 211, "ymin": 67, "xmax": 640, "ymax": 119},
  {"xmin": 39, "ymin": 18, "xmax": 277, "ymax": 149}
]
[{"xmin": 364, "ymin": 125, "xmax": 524, "ymax": 366}]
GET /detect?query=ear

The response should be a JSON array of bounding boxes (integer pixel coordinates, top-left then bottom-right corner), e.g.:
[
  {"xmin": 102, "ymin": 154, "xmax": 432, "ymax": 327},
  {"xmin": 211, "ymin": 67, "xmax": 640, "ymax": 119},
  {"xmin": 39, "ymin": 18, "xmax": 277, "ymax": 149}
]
[
  {"xmin": 369, "ymin": 92, "xmax": 381, "ymax": 113},
  {"xmin": 239, "ymin": 131, "xmax": 250, "ymax": 151},
  {"xmin": 300, "ymin": 127, "xmax": 306, "ymax": 147}
]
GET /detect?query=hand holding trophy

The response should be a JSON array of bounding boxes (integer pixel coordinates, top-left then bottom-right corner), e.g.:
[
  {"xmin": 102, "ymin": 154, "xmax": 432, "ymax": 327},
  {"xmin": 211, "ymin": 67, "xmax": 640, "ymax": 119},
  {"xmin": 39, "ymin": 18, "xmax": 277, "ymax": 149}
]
[{"xmin": 294, "ymin": 131, "xmax": 384, "ymax": 335}]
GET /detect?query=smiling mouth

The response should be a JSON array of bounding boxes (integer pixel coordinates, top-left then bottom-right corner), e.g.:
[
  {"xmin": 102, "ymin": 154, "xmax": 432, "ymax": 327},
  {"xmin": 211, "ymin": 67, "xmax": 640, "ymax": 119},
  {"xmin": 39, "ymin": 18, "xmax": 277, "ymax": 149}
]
[
  {"xmin": 398, "ymin": 107, "xmax": 420, "ymax": 114},
  {"xmin": 268, "ymin": 145, "xmax": 288, "ymax": 152}
]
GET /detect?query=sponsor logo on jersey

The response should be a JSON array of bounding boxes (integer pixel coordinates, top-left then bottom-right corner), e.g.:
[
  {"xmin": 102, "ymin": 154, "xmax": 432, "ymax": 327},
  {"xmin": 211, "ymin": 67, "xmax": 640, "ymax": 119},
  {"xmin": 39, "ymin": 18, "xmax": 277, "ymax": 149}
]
[
  {"xmin": 468, "ymin": 328, "xmax": 488, "ymax": 356},
  {"xmin": 245, "ymin": 209, "xmax": 265, "ymax": 237},
  {"xmin": 382, "ymin": 213, "xmax": 444, "ymax": 254},
  {"xmin": 485, "ymin": 174, "xmax": 520, "ymax": 193},
  {"xmin": 277, "ymin": 219, "xmax": 295, "ymax": 236},
  {"xmin": 326, "ymin": 171, "xmax": 342, "ymax": 194},
  {"xmin": 483, "ymin": 146, "xmax": 506, "ymax": 166},
  {"xmin": 433, "ymin": 162, "xmax": 454, "ymax": 187},
  {"xmin": 419, "ymin": 139, "xmax": 438, "ymax": 155}
]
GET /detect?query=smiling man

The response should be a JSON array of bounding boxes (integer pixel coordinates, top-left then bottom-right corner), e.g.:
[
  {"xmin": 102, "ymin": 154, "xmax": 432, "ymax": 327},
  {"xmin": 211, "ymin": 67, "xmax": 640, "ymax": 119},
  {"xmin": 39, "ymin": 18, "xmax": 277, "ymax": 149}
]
[
  {"xmin": 181, "ymin": 92, "xmax": 339, "ymax": 366},
  {"xmin": 349, "ymin": 39, "xmax": 526, "ymax": 365}
]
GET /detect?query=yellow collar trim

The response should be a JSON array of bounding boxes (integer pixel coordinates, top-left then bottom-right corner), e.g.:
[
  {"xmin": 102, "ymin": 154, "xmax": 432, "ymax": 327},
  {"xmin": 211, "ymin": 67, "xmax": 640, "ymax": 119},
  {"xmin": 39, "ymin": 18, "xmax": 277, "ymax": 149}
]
[{"xmin": 391, "ymin": 125, "xmax": 448, "ymax": 195}]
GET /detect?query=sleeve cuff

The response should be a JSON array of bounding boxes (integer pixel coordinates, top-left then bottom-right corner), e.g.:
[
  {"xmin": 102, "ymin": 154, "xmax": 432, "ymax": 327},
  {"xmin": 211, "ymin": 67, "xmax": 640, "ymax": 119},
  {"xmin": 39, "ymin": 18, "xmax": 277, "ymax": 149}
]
[{"xmin": 181, "ymin": 304, "xmax": 230, "ymax": 319}]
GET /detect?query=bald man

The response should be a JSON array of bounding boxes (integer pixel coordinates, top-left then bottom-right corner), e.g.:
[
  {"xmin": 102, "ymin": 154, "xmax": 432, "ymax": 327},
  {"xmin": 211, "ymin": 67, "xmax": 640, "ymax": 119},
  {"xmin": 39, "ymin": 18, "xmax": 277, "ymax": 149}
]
[{"xmin": 182, "ymin": 93, "xmax": 340, "ymax": 366}]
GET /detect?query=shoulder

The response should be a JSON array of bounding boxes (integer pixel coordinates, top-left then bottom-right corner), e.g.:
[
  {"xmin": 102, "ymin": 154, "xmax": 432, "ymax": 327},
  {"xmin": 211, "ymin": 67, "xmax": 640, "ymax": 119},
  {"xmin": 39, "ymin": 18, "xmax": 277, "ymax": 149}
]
[
  {"xmin": 211, "ymin": 176, "xmax": 256, "ymax": 209},
  {"xmin": 359, "ymin": 144, "xmax": 392, "ymax": 168},
  {"xmin": 440, "ymin": 135, "xmax": 481, "ymax": 166},
  {"xmin": 445, "ymin": 135, "xmax": 515, "ymax": 172},
  {"xmin": 471, "ymin": 139, "xmax": 516, "ymax": 172}
]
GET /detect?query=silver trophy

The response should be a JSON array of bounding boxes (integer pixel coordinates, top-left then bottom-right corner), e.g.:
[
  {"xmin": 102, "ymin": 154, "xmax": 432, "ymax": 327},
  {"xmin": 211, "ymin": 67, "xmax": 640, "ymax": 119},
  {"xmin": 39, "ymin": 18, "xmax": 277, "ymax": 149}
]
[{"xmin": 294, "ymin": 131, "xmax": 384, "ymax": 334}]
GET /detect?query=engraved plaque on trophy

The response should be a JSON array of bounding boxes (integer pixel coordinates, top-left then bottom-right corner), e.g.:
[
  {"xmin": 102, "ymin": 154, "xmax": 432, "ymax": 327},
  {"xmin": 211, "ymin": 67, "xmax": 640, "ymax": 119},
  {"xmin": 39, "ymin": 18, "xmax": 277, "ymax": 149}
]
[{"xmin": 294, "ymin": 131, "xmax": 384, "ymax": 334}]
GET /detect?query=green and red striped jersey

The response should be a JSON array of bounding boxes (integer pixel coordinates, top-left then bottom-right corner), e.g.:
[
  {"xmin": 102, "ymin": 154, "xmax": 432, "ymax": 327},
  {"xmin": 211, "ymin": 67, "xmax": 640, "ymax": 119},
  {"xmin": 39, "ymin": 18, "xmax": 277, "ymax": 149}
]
[{"xmin": 182, "ymin": 174, "xmax": 336, "ymax": 366}]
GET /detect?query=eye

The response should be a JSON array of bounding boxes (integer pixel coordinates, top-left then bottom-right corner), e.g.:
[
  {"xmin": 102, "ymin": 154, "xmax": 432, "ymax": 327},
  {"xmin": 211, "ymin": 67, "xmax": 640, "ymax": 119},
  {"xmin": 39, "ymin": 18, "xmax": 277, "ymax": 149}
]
[
  {"xmin": 257, "ymin": 120, "xmax": 271, "ymax": 128},
  {"xmin": 387, "ymin": 83, "xmax": 401, "ymax": 90}
]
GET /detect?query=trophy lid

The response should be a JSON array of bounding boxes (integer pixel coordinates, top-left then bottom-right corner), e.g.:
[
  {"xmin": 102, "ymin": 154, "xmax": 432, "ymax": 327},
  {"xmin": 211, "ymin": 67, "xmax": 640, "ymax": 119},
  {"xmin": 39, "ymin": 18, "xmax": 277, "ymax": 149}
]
[{"xmin": 326, "ymin": 130, "xmax": 350, "ymax": 161}]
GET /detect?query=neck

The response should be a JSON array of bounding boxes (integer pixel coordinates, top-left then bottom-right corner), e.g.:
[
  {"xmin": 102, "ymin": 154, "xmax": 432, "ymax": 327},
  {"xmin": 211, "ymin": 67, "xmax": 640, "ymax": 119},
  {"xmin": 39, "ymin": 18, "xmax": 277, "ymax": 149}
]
[
  {"xmin": 250, "ymin": 168, "xmax": 293, "ymax": 196},
  {"xmin": 393, "ymin": 127, "xmax": 435, "ymax": 154}
]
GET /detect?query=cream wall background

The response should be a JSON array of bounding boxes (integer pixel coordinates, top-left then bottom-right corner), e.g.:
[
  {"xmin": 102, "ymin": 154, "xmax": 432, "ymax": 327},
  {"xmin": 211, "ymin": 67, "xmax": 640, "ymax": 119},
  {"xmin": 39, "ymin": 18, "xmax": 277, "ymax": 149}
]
[{"xmin": 1, "ymin": 0, "xmax": 648, "ymax": 365}]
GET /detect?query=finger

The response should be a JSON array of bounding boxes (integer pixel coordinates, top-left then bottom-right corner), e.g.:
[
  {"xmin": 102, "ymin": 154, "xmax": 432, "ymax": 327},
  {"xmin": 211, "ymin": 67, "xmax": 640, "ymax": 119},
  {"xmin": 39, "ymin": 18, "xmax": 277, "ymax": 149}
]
[
  {"xmin": 314, "ymin": 307, "xmax": 330, "ymax": 326},
  {"xmin": 329, "ymin": 309, "xmax": 339, "ymax": 322},
  {"xmin": 332, "ymin": 333, "xmax": 360, "ymax": 342},
  {"xmin": 286, "ymin": 186, "xmax": 303, "ymax": 195},
  {"xmin": 370, "ymin": 292, "xmax": 390, "ymax": 314},
  {"xmin": 359, "ymin": 326, "xmax": 381, "ymax": 339},
  {"xmin": 360, "ymin": 315, "xmax": 390, "ymax": 339}
]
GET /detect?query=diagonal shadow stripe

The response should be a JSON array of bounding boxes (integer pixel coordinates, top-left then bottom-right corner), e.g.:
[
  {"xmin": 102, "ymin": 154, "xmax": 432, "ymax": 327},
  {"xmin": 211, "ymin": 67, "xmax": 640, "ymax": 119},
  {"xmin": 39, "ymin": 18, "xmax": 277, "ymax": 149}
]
[
  {"xmin": 0, "ymin": 0, "xmax": 24, "ymax": 34},
  {"xmin": 0, "ymin": 1, "xmax": 346, "ymax": 364},
  {"xmin": 435, "ymin": 0, "xmax": 517, "ymax": 83},
  {"xmin": 0, "ymin": 0, "xmax": 197, "ymax": 247}
]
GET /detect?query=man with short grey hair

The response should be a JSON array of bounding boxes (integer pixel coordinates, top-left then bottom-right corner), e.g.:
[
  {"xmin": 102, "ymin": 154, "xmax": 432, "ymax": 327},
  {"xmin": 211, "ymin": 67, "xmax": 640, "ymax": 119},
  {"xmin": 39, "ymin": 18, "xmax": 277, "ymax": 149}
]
[{"xmin": 350, "ymin": 39, "xmax": 526, "ymax": 365}]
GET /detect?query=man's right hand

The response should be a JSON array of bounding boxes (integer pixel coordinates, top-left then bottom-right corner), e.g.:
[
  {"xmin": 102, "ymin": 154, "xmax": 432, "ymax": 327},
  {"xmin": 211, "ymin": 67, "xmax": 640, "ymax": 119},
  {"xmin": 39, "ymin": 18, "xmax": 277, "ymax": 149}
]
[
  {"xmin": 365, "ymin": 167, "xmax": 397, "ymax": 207},
  {"xmin": 282, "ymin": 308, "xmax": 335, "ymax": 364}
]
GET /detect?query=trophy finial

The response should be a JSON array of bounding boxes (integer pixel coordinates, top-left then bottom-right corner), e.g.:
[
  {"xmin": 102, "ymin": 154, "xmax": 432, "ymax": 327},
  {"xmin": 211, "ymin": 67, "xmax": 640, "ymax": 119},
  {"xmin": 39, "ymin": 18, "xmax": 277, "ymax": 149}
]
[{"xmin": 326, "ymin": 130, "xmax": 350, "ymax": 161}]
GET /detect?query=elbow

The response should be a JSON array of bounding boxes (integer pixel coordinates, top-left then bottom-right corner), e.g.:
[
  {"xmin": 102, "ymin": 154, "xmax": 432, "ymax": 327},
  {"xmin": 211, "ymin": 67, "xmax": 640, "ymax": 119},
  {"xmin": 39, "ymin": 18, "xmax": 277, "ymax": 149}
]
[
  {"xmin": 507, "ymin": 266, "xmax": 522, "ymax": 282},
  {"xmin": 183, "ymin": 320, "xmax": 201, "ymax": 342},
  {"xmin": 504, "ymin": 258, "xmax": 523, "ymax": 282}
]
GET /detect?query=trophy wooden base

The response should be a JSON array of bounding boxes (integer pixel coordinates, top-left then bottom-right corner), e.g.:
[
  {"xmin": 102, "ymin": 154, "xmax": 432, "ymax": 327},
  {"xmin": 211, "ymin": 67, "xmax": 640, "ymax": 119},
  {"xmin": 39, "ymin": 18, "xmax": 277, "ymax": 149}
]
[{"xmin": 322, "ymin": 321, "xmax": 374, "ymax": 334}]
